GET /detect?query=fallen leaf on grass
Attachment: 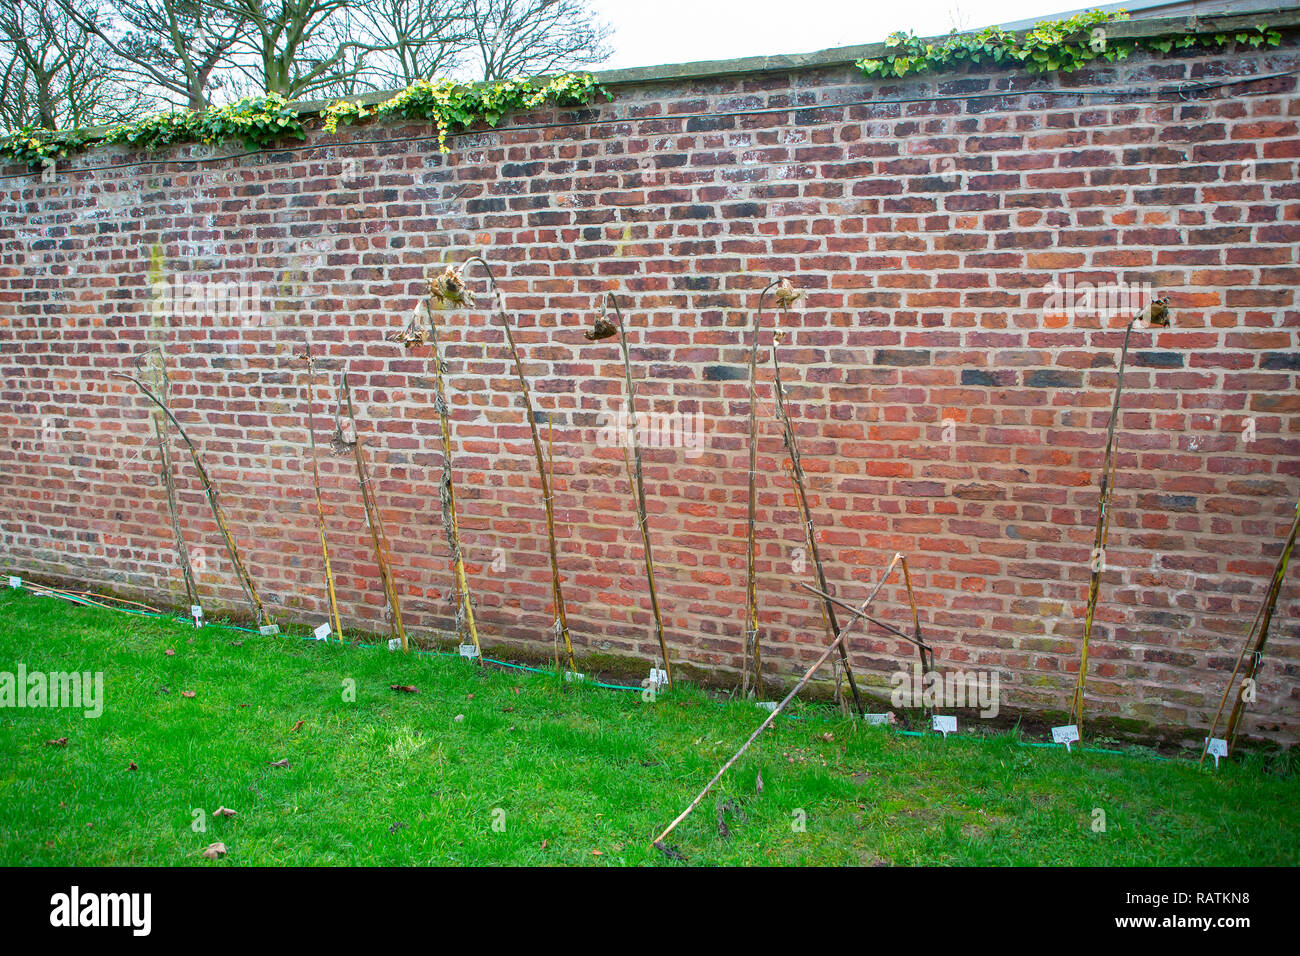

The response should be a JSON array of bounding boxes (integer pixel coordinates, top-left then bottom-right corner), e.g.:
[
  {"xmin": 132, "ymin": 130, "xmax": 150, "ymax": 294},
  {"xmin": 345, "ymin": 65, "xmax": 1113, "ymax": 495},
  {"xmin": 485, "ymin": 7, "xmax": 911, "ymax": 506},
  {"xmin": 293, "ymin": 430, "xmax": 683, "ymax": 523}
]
[
  {"xmin": 201, "ymin": 842, "xmax": 227, "ymax": 860},
  {"xmin": 390, "ymin": 685, "xmax": 418, "ymax": 694},
  {"xmin": 230, "ymin": 641, "xmax": 243, "ymax": 647},
  {"xmin": 290, "ymin": 720, "xmax": 304, "ymax": 733},
  {"xmin": 45, "ymin": 737, "xmax": 68, "ymax": 747},
  {"xmin": 820, "ymin": 732, "xmax": 834, "ymax": 742},
  {"xmin": 127, "ymin": 761, "xmax": 137, "ymax": 771},
  {"xmin": 268, "ymin": 759, "xmax": 291, "ymax": 769},
  {"xmin": 756, "ymin": 770, "xmax": 765, "ymax": 795},
  {"xmin": 213, "ymin": 807, "xmax": 237, "ymax": 818},
  {"xmin": 591, "ymin": 850, "xmax": 602, "ymax": 857},
  {"xmin": 181, "ymin": 691, "xmax": 196, "ymax": 699},
  {"xmin": 165, "ymin": 649, "xmax": 175, "ymax": 657}
]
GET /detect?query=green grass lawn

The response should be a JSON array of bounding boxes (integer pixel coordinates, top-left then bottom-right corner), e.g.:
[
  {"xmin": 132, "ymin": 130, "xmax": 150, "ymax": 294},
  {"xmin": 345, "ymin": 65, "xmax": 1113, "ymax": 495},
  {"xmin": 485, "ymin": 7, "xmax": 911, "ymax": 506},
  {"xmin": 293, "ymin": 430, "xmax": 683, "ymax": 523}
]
[{"xmin": 0, "ymin": 587, "xmax": 1296, "ymax": 866}]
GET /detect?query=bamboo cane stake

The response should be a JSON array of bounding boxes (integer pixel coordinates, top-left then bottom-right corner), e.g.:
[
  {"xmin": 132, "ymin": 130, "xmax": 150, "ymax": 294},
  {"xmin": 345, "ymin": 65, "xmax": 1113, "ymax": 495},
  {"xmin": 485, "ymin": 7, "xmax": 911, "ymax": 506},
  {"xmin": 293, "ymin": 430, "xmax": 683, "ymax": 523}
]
[
  {"xmin": 299, "ymin": 339, "xmax": 344, "ymax": 643},
  {"xmin": 113, "ymin": 372, "xmax": 271, "ymax": 627},
  {"xmin": 337, "ymin": 371, "xmax": 407, "ymax": 651},
  {"xmin": 1200, "ymin": 494, "xmax": 1300, "ymax": 761},
  {"xmin": 1067, "ymin": 298, "xmax": 1170, "ymax": 735},
  {"xmin": 450, "ymin": 257, "xmax": 578, "ymax": 674},
  {"xmin": 770, "ymin": 331, "xmax": 863, "ymax": 715},
  {"xmin": 742, "ymin": 278, "xmax": 783, "ymax": 698},
  {"xmin": 135, "ymin": 350, "xmax": 199, "ymax": 611},
  {"xmin": 423, "ymin": 296, "xmax": 483, "ymax": 662},
  {"xmin": 652, "ymin": 580, "xmax": 886, "ymax": 852},
  {"xmin": 584, "ymin": 293, "xmax": 673, "ymax": 688}
]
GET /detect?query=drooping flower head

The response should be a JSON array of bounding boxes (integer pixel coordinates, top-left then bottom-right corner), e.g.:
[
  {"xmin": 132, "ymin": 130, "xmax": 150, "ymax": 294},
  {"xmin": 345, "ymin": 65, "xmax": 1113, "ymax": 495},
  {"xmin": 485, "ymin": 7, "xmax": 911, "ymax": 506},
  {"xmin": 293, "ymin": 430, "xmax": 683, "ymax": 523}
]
[
  {"xmin": 774, "ymin": 278, "xmax": 804, "ymax": 311},
  {"xmin": 430, "ymin": 265, "xmax": 474, "ymax": 309}
]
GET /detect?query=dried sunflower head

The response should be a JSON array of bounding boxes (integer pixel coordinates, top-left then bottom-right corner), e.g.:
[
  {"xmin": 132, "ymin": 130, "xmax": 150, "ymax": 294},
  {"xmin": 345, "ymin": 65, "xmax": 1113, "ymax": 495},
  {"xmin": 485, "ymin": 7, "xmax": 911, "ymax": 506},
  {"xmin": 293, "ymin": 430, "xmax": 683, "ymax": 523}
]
[
  {"xmin": 429, "ymin": 265, "xmax": 474, "ymax": 309},
  {"xmin": 584, "ymin": 315, "xmax": 617, "ymax": 341},
  {"xmin": 774, "ymin": 278, "xmax": 804, "ymax": 310},
  {"xmin": 1137, "ymin": 297, "xmax": 1171, "ymax": 328},
  {"xmin": 330, "ymin": 421, "xmax": 356, "ymax": 455}
]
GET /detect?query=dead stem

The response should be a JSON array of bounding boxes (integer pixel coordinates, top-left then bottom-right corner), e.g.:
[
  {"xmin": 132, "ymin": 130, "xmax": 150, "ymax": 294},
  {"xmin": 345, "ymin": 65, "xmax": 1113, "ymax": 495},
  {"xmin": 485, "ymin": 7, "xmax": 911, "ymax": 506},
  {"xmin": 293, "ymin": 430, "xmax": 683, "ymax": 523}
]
[
  {"xmin": 743, "ymin": 277, "xmax": 783, "ymax": 698},
  {"xmin": 583, "ymin": 293, "xmax": 672, "ymax": 688},
  {"xmin": 459, "ymin": 255, "xmax": 578, "ymax": 674},
  {"xmin": 770, "ymin": 329, "xmax": 862, "ymax": 715},
  {"xmin": 300, "ymin": 339, "xmax": 344, "ymax": 642},
  {"xmin": 114, "ymin": 371, "xmax": 271, "ymax": 627},
  {"xmin": 338, "ymin": 371, "xmax": 407, "ymax": 651}
]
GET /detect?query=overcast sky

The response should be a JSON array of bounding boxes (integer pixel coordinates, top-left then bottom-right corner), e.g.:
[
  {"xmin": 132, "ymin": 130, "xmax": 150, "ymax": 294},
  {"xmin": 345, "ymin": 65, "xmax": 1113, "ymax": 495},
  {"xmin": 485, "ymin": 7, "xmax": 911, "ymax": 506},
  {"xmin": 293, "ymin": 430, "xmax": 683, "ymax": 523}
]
[{"xmin": 587, "ymin": 0, "xmax": 1093, "ymax": 70}]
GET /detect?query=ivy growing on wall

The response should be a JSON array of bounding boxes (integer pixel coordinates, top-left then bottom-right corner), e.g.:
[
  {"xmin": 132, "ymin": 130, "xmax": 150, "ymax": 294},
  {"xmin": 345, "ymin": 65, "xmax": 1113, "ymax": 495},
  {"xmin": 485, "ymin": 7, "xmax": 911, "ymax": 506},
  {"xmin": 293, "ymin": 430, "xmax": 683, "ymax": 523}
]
[
  {"xmin": 0, "ymin": 73, "xmax": 608, "ymax": 169},
  {"xmin": 857, "ymin": 9, "xmax": 1283, "ymax": 79}
]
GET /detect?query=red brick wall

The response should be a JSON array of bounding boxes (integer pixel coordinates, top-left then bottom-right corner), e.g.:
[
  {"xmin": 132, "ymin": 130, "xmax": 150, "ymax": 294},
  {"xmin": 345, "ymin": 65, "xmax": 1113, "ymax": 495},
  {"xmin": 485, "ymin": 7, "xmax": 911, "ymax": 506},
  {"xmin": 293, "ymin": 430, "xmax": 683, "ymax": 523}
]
[{"xmin": 2, "ymin": 37, "xmax": 1298, "ymax": 746}]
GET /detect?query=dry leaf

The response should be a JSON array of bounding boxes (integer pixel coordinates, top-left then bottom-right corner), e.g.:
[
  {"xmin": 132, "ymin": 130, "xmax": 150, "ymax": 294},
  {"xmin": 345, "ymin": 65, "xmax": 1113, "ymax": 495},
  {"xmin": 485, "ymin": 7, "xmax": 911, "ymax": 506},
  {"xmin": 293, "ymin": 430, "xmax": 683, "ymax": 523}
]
[
  {"xmin": 164, "ymin": 649, "xmax": 175, "ymax": 657},
  {"xmin": 820, "ymin": 732, "xmax": 834, "ymax": 742},
  {"xmin": 268, "ymin": 758, "xmax": 291, "ymax": 769},
  {"xmin": 290, "ymin": 720, "xmax": 304, "ymax": 733},
  {"xmin": 201, "ymin": 842, "xmax": 227, "ymax": 860},
  {"xmin": 213, "ymin": 807, "xmax": 236, "ymax": 818},
  {"xmin": 127, "ymin": 761, "xmax": 138, "ymax": 771},
  {"xmin": 390, "ymin": 685, "xmax": 418, "ymax": 694},
  {"xmin": 181, "ymin": 691, "xmax": 196, "ymax": 698},
  {"xmin": 45, "ymin": 736, "xmax": 68, "ymax": 747},
  {"xmin": 591, "ymin": 849, "xmax": 602, "ymax": 856},
  {"xmin": 755, "ymin": 770, "xmax": 765, "ymax": 795}
]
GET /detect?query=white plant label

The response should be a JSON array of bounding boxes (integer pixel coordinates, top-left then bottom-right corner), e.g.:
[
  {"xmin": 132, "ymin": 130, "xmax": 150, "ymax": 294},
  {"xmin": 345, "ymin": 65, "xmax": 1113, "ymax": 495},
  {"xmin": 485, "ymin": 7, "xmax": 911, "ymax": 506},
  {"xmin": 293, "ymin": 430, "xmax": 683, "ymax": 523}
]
[
  {"xmin": 1052, "ymin": 724, "xmax": 1080, "ymax": 752},
  {"xmin": 258, "ymin": 624, "xmax": 279, "ymax": 636},
  {"xmin": 458, "ymin": 643, "xmax": 479, "ymax": 659},
  {"xmin": 647, "ymin": 667, "xmax": 668, "ymax": 689},
  {"xmin": 863, "ymin": 713, "xmax": 891, "ymax": 726},
  {"xmin": 932, "ymin": 715, "xmax": 957, "ymax": 738},
  {"xmin": 387, "ymin": 638, "xmax": 402, "ymax": 651},
  {"xmin": 314, "ymin": 622, "xmax": 332, "ymax": 641},
  {"xmin": 7, "ymin": 576, "xmax": 19, "ymax": 589},
  {"xmin": 191, "ymin": 605, "xmax": 204, "ymax": 627},
  {"xmin": 564, "ymin": 671, "xmax": 585, "ymax": 684},
  {"xmin": 1205, "ymin": 737, "xmax": 1229, "ymax": 768}
]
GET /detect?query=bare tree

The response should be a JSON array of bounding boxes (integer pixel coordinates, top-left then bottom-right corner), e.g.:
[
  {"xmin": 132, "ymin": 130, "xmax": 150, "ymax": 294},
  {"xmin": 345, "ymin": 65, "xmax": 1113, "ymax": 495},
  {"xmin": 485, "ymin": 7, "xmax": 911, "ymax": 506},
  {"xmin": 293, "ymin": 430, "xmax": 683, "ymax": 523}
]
[
  {"xmin": 0, "ymin": 0, "xmax": 141, "ymax": 130},
  {"xmin": 206, "ymin": 0, "xmax": 387, "ymax": 98},
  {"xmin": 464, "ymin": 0, "xmax": 610, "ymax": 81},
  {"xmin": 350, "ymin": 0, "xmax": 469, "ymax": 86},
  {"xmin": 54, "ymin": 0, "xmax": 248, "ymax": 111}
]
